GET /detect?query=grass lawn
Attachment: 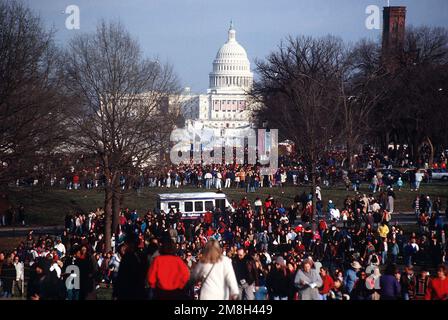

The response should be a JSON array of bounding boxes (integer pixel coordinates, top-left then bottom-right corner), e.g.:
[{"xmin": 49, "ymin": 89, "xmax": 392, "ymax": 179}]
[
  {"xmin": 0, "ymin": 236, "xmax": 25, "ymax": 251},
  {"xmin": 4, "ymin": 182, "xmax": 448, "ymax": 226}
]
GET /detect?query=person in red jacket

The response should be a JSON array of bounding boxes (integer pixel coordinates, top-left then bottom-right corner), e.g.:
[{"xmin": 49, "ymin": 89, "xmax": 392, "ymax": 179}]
[
  {"xmin": 147, "ymin": 236, "xmax": 190, "ymax": 300},
  {"xmin": 206, "ymin": 226, "xmax": 214, "ymax": 238},
  {"xmin": 425, "ymin": 265, "xmax": 448, "ymax": 300},
  {"xmin": 318, "ymin": 219, "xmax": 327, "ymax": 238},
  {"xmin": 264, "ymin": 196, "xmax": 272, "ymax": 210},
  {"xmin": 204, "ymin": 211, "xmax": 213, "ymax": 226},
  {"xmin": 319, "ymin": 267, "xmax": 334, "ymax": 300},
  {"xmin": 73, "ymin": 174, "xmax": 80, "ymax": 189},
  {"xmin": 294, "ymin": 224, "xmax": 304, "ymax": 234}
]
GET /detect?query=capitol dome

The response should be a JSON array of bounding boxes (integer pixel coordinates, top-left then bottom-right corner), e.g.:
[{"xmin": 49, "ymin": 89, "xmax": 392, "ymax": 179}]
[{"xmin": 209, "ymin": 22, "xmax": 253, "ymax": 91}]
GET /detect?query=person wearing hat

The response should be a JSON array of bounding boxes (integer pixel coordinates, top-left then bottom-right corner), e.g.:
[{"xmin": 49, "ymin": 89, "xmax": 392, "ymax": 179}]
[
  {"xmin": 344, "ymin": 261, "xmax": 361, "ymax": 295},
  {"xmin": 266, "ymin": 256, "xmax": 292, "ymax": 300},
  {"xmin": 294, "ymin": 258, "xmax": 322, "ymax": 300}
]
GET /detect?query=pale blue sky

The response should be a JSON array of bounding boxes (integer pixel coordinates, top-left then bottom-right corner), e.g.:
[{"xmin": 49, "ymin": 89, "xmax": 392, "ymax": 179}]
[{"xmin": 25, "ymin": 0, "xmax": 448, "ymax": 92}]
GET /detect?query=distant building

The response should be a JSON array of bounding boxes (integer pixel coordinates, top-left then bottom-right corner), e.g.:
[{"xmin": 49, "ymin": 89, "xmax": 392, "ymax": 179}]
[
  {"xmin": 381, "ymin": 6, "xmax": 415, "ymax": 72},
  {"xmin": 174, "ymin": 22, "xmax": 260, "ymax": 144}
]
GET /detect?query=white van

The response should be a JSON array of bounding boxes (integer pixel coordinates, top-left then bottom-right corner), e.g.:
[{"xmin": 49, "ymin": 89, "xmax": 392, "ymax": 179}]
[{"xmin": 157, "ymin": 192, "xmax": 234, "ymax": 219}]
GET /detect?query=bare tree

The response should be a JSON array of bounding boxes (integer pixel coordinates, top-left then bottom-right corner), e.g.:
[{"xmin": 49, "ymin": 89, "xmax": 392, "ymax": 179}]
[
  {"xmin": 0, "ymin": 1, "xmax": 66, "ymax": 185},
  {"xmin": 252, "ymin": 35, "xmax": 344, "ymax": 218},
  {"xmin": 339, "ymin": 26, "xmax": 448, "ymax": 167},
  {"xmin": 371, "ymin": 25, "xmax": 448, "ymax": 165},
  {"xmin": 339, "ymin": 40, "xmax": 390, "ymax": 169},
  {"xmin": 404, "ymin": 26, "xmax": 448, "ymax": 65},
  {"xmin": 62, "ymin": 21, "xmax": 179, "ymax": 251}
]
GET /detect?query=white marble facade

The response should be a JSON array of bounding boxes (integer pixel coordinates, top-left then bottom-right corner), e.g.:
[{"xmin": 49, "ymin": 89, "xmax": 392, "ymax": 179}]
[{"xmin": 178, "ymin": 23, "xmax": 257, "ymax": 139}]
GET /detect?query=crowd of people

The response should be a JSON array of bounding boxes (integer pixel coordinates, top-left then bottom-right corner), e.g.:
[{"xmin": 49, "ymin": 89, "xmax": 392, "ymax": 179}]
[
  {"xmin": 2, "ymin": 147, "xmax": 445, "ymax": 228},
  {"xmin": 15, "ymin": 146, "xmax": 448, "ymax": 193},
  {"xmin": 1, "ymin": 184, "xmax": 448, "ymax": 300},
  {"xmin": 1, "ymin": 146, "xmax": 447, "ymax": 300}
]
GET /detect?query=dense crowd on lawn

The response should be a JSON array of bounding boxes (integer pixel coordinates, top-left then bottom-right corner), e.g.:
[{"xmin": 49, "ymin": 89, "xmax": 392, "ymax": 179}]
[
  {"xmin": 1, "ymin": 186, "xmax": 448, "ymax": 300},
  {"xmin": 15, "ymin": 146, "xmax": 448, "ymax": 193},
  {"xmin": 3, "ymin": 147, "xmax": 445, "ymax": 227}
]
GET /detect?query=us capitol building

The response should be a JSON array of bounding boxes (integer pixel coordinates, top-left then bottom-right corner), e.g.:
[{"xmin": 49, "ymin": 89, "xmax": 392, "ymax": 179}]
[{"xmin": 173, "ymin": 22, "xmax": 259, "ymax": 143}]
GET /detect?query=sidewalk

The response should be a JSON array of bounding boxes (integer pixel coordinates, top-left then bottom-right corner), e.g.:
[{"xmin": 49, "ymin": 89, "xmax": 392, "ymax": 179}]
[{"xmin": 0, "ymin": 225, "xmax": 64, "ymax": 237}]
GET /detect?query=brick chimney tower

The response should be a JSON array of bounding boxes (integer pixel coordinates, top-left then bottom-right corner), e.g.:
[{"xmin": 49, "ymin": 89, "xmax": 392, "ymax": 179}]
[{"xmin": 382, "ymin": 6, "xmax": 407, "ymax": 72}]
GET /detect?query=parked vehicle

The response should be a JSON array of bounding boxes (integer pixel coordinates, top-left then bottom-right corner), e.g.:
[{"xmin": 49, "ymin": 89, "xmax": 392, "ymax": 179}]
[
  {"xmin": 429, "ymin": 169, "xmax": 448, "ymax": 181},
  {"xmin": 157, "ymin": 192, "xmax": 234, "ymax": 219}
]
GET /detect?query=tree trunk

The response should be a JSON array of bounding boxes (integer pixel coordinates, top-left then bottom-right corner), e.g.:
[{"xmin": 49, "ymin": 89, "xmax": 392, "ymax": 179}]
[
  {"xmin": 346, "ymin": 139, "xmax": 352, "ymax": 170},
  {"xmin": 103, "ymin": 158, "xmax": 118, "ymax": 253},
  {"xmin": 426, "ymin": 137, "xmax": 434, "ymax": 167},
  {"xmin": 112, "ymin": 177, "xmax": 121, "ymax": 235},
  {"xmin": 311, "ymin": 159, "xmax": 317, "ymax": 232},
  {"xmin": 104, "ymin": 178, "xmax": 113, "ymax": 253},
  {"xmin": 412, "ymin": 139, "xmax": 420, "ymax": 167}
]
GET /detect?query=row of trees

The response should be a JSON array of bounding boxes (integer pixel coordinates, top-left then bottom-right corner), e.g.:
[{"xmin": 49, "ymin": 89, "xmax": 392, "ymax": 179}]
[
  {"xmin": 251, "ymin": 26, "xmax": 448, "ymax": 214},
  {"xmin": 0, "ymin": 1, "xmax": 180, "ymax": 250},
  {"xmin": 0, "ymin": 1, "xmax": 67, "ymax": 184},
  {"xmin": 252, "ymin": 26, "xmax": 448, "ymax": 171}
]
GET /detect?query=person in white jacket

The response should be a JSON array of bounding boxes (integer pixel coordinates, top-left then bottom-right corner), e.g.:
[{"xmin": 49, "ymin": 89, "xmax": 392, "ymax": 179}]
[
  {"xmin": 215, "ymin": 171, "xmax": 222, "ymax": 189},
  {"xmin": 191, "ymin": 239, "xmax": 239, "ymax": 300},
  {"xmin": 13, "ymin": 256, "xmax": 24, "ymax": 297},
  {"xmin": 415, "ymin": 170, "xmax": 424, "ymax": 191}
]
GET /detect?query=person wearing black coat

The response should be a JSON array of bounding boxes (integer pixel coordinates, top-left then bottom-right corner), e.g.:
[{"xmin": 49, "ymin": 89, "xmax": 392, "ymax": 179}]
[
  {"xmin": 311, "ymin": 239, "xmax": 325, "ymax": 262},
  {"xmin": 113, "ymin": 234, "xmax": 147, "ymax": 300},
  {"xmin": 266, "ymin": 257, "xmax": 293, "ymax": 300},
  {"xmin": 27, "ymin": 258, "xmax": 65, "ymax": 300},
  {"xmin": 73, "ymin": 246, "xmax": 97, "ymax": 300},
  {"xmin": 1, "ymin": 258, "xmax": 15, "ymax": 298},
  {"xmin": 232, "ymin": 248, "xmax": 258, "ymax": 300}
]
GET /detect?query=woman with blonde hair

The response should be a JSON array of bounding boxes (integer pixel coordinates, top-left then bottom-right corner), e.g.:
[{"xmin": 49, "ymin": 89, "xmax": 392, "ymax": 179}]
[{"xmin": 191, "ymin": 239, "xmax": 239, "ymax": 300}]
